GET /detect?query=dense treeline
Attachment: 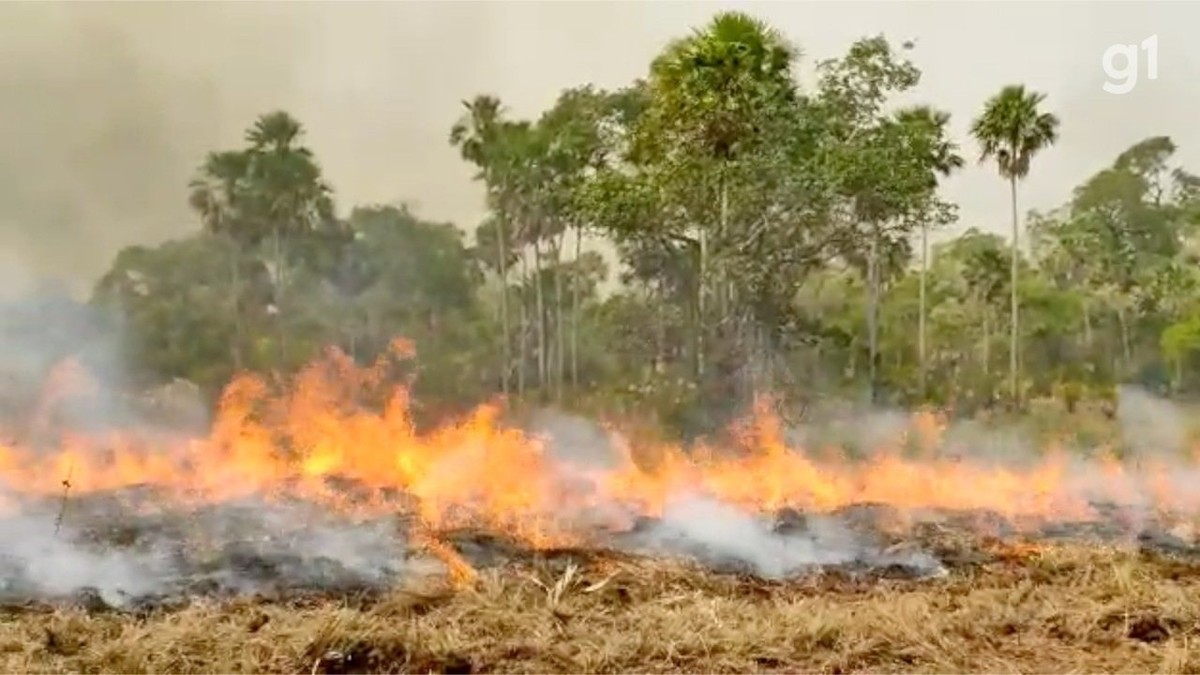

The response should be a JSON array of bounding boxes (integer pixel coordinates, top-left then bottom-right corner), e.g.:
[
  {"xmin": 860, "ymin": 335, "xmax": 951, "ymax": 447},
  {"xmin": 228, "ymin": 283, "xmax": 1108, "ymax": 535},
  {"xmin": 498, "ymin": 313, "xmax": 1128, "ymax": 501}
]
[{"xmin": 84, "ymin": 13, "xmax": 1200, "ymax": 435}]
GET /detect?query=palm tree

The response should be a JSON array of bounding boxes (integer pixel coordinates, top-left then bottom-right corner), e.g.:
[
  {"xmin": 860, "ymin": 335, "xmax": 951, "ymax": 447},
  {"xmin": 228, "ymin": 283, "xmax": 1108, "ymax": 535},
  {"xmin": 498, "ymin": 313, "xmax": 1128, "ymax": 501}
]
[
  {"xmin": 188, "ymin": 150, "xmax": 251, "ymax": 370},
  {"xmin": 970, "ymin": 85, "xmax": 1060, "ymax": 407},
  {"xmin": 495, "ymin": 121, "xmax": 553, "ymax": 397},
  {"xmin": 893, "ymin": 106, "xmax": 964, "ymax": 401},
  {"xmin": 451, "ymin": 96, "xmax": 513, "ymax": 396},
  {"xmin": 244, "ymin": 111, "xmax": 335, "ymax": 241},
  {"xmin": 493, "ymin": 120, "xmax": 545, "ymax": 397},
  {"xmin": 646, "ymin": 11, "xmax": 798, "ymax": 376},
  {"xmin": 239, "ymin": 111, "xmax": 334, "ymax": 369}
]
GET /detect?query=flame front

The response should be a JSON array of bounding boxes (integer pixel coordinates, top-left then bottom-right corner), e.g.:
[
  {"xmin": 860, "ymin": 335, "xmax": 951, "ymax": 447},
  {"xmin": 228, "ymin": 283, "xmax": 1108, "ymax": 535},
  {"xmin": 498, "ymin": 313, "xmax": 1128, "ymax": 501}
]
[{"xmin": 0, "ymin": 342, "xmax": 1194, "ymax": 551}]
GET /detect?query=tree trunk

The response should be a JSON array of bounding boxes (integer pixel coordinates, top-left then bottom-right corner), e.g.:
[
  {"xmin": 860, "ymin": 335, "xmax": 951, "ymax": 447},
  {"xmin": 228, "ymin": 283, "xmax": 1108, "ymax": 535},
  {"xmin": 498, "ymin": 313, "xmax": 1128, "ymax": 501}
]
[
  {"xmin": 553, "ymin": 229, "xmax": 566, "ymax": 404},
  {"xmin": 655, "ymin": 279, "xmax": 667, "ymax": 374},
  {"xmin": 534, "ymin": 236, "xmax": 547, "ymax": 396},
  {"xmin": 1117, "ymin": 306, "xmax": 1132, "ymax": 377},
  {"xmin": 227, "ymin": 234, "xmax": 243, "ymax": 371},
  {"xmin": 365, "ymin": 306, "xmax": 378, "ymax": 365},
  {"xmin": 1009, "ymin": 175, "xmax": 1020, "ymax": 408},
  {"xmin": 687, "ymin": 278, "xmax": 701, "ymax": 378},
  {"xmin": 518, "ymin": 249, "xmax": 529, "ymax": 397},
  {"xmin": 717, "ymin": 171, "xmax": 729, "ymax": 324},
  {"xmin": 272, "ymin": 225, "xmax": 286, "ymax": 371},
  {"xmin": 1083, "ymin": 300, "xmax": 1093, "ymax": 352},
  {"xmin": 697, "ymin": 226, "xmax": 707, "ymax": 379},
  {"xmin": 1175, "ymin": 353, "xmax": 1183, "ymax": 392},
  {"xmin": 849, "ymin": 336, "xmax": 858, "ymax": 379},
  {"xmin": 496, "ymin": 213, "xmax": 511, "ymax": 397},
  {"xmin": 867, "ymin": 225, "xmax": 879, "ymax": 405},
  {"xmin": 570, "ymin": 225, "xmax": 582, "ymax": 390},
  {"xmin": 982, "ymin": 305, "xmax": 991, "ymax": 378},
  {"xmin": 918, "ymin": 221, "xmax": 928, "ymax": 402}
]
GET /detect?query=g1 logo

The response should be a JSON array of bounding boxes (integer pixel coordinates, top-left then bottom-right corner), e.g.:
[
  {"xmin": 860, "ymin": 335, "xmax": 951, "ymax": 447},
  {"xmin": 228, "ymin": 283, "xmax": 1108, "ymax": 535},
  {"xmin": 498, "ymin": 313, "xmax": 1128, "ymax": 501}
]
[{"xmin": 1102, "ymin": 35, "xmax": 1158, "ymax": 95}]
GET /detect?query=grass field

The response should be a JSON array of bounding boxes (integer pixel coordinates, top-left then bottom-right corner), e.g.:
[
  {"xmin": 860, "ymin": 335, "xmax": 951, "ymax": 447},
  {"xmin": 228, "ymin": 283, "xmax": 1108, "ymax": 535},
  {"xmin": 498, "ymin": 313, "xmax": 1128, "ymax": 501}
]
[{"xmin": 4, "ymin": 539, "xmax": 1200, "ymax": 674}]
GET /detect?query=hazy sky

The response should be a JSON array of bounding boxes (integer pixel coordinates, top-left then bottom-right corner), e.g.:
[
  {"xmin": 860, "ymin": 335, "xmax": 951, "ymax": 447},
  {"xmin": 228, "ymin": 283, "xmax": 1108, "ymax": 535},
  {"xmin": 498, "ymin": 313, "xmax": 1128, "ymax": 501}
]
[{"xmin": 1, "ymin": 1, "xmax": 1197, "ymax": 296}]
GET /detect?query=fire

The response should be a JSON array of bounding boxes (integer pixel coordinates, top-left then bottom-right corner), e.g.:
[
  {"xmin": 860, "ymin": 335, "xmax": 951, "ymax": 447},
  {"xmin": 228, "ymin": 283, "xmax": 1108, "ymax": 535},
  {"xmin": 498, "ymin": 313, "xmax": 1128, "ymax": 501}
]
[{"xmin": 0, "ymin": 340, "xmax": 1195, "ymax": 557}]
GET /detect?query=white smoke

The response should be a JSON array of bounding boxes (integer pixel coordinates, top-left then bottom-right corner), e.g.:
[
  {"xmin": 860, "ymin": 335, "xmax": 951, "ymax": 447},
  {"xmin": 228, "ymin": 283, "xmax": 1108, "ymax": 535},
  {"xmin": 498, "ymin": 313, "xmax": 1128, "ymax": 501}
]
[
  {"xmin": 4, "ymin": 372, "xmax": 1200, "ymax": 606},
  {"xmin": 527, "ymin": 410, "xmax": 947, "ymax": 580},
  {"xmin": 1117, "ymin": 384, "xmax": 1187, "ymax": 460},
  {"xmin": 630, "ymin": 494, "xmax": 942, "ymax": 578},
  {"xmin": 0, "ymin": 495, "xmax": 409, "ymax": 608}
]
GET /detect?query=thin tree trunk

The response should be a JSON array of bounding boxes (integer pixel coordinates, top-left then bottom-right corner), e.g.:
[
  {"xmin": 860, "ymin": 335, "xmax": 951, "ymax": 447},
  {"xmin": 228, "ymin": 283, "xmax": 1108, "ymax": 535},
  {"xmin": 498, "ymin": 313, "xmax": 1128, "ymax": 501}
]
[
  {"xmin": 982, "ymin": 304, "xmax": 992, "ymax": 410},
  {"xmin": 570, "ymin": 225, "xmax": 581, "ymax": 389},
  {"xmin": 655, "ymin": 279, "xmax": 667, "ymax": 374},
  {"xmin": 1083, "ymin": 301, "xmax": 1093, "ymax": 351},
  {"xmin": 553, "ymin": 229, "xmax": 565, "ymax": 404},
  {"xmin": 717, "ymin": 171, "xmax": 729, "ymax": 324},
  {"xmin": 1118, "ymin": 306, "xmax": 1132, "ymax": 376},
  {"xmin": 1175, "ymin": 354, "xmax": 1183, "ymax": 392},
  {"xmin": 918, "ymin": 221, "xmax": 928, "ymax": 401},
  {"xmin": 688, "ymin": 255, "xmax": 702, "ymax": 379},
  {"xmin": 272, "ymin": 226, "xmax": 286, "ymax": 371},
  {"xmin": 534, "ymin": 237, "xmax": 547, "ymax": 395},
  {"xmin": 1009, "ymin": 176, "xmax": 1020, "ymax": 407},
  {"xmin": 754, "ymin": 322, "xmax": 766, "ymax": 395},
  {"xmin": 496, "ymin": 213, "xmax": 511, "ymax": 397},
  {"xmin": 849, "ymin": 336, "xmax": 858, "ymax": 379},
  {"xmin": 227, "ymin": 234, "xmax": 243, "ymax": 371},
  {"xmin": 365, "ymin": 307, "xmax": 378, "ymax": 366},
  {"xmin": 982, "ymin": 306, "xmax": 991, "ymax": 377},
  {"xmin": 697, "ymin": 227, "xmax": 707, "ymax": 379},
  {"xmin": 518, "ymin": 249, "xmax": 529, "ymax": 398},
  {"xmin": 867, "ymin": 225, "xmax": 879, "ymax": 405}
]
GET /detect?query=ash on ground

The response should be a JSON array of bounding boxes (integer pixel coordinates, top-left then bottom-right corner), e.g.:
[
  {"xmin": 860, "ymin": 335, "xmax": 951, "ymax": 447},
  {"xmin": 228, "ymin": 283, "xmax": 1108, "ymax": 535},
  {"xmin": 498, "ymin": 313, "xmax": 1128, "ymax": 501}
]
[
  {"xmin": 0, "ymin": 494, "xmax": 407, "ymax": 611},
  {"xmin": 5, "ymin": 485, "xmax": 1200, "ymax": 613}
]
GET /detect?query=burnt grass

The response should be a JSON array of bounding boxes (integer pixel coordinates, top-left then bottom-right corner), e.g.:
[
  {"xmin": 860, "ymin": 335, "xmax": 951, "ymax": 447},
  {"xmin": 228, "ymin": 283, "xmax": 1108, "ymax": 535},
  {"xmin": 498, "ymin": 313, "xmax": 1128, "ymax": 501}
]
[
  {"xmin": 7, "ymin": 540, "xmax": 1200, "ymax": 672},
  {"xmin": 5, "ymin": 492, "xmax": 1200, "ymax": 608},
  {"xmin": 6, "ymin": 493, "xmax": 1200, "ymax": 671}
]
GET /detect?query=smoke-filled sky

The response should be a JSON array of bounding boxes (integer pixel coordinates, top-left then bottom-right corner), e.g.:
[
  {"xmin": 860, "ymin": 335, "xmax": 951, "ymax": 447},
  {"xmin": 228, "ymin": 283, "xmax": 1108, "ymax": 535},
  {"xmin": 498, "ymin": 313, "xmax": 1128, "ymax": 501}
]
[{"xmin": 1, "ymin": 1, "xmax": 1197, "ymax": 297}]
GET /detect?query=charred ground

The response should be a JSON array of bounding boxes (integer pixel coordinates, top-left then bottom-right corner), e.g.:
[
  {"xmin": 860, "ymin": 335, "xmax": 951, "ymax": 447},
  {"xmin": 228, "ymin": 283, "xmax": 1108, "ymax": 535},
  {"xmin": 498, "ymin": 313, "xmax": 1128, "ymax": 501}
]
[
  {"xmin": 6, "ymin": 491, "xmax": 1200, "ymax": 672},
  {"xmin": 5, "ymin": 538, "xmax": 1200, "ymax": 673}
]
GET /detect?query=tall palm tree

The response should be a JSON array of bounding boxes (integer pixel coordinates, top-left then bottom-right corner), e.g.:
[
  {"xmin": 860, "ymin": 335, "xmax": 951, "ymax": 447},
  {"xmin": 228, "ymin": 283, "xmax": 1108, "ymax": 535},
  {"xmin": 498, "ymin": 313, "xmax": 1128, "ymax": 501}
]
[
  {"xmin": 496, "ymin": 121, "xmax": 553, "ymax": 397},
  {"xmin": 239, "ymin": 111, "xmax": 334, "ymax": 369},
  {"xmin": 188, "ymin": 150, "xmax": 251, "ymax": 370},
  {"xmin": 646, "ymin": 11, "xmax": 798, "ymax": 376},
  {"xmin": 893, "ymin": 106, "xmax": 964, "ymax": 401},
  {"xmin": 451, "ymin": 96, "xmax": 513, "ymax": 396},
  {"xmin": 970, "ymin": 85, "xmax": 1060, "ymax": 407},
  {"xmin": 244, "ymin": 111, "xmax": 335, "ymax": 242}
]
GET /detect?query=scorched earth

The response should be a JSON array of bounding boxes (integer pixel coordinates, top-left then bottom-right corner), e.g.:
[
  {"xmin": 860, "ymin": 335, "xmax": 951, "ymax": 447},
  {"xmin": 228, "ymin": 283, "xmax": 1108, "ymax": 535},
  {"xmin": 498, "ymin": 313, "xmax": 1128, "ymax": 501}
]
[{"xmin": 3, "ymin": 343, "xmax": 1200, "ymax": 672}]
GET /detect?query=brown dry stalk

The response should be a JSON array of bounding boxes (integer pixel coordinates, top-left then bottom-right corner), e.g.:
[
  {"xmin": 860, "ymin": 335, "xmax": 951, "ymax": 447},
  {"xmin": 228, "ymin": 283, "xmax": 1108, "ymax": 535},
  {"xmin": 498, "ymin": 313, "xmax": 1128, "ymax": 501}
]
[{"xmin": 4, "ymin": 542, "xmax": 1200, "ymax": 673}]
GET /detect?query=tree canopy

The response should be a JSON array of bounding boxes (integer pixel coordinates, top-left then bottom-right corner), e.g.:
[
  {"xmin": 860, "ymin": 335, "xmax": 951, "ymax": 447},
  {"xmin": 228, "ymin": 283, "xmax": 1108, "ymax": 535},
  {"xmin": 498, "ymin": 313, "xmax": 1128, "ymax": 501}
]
[{"xmin": 77, "ymin": 12, "xmax": 1200, "ymax": 437}]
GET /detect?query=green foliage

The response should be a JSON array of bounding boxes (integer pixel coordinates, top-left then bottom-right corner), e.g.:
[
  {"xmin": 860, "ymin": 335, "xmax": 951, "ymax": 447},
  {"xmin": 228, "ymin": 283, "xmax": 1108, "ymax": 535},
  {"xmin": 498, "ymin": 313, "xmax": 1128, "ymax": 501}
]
[
  {"xmin": 970, "ymin": 85, "xmax": 1060, "ymax": 181},
  {"xmin": 93, "ymin": 236, "xmax": 241, "ymax": 393},
  {"xmin": 81, "ymin": 11, "xmax": 1200, "ymax": 437}
]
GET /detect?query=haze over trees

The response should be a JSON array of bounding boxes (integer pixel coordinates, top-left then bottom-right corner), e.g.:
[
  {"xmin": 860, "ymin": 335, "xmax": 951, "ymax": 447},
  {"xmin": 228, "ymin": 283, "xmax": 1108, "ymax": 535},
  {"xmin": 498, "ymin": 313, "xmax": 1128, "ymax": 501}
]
[{"xmin": 80, "ymin": 12, "xmax": 1200, "ymax": 436}]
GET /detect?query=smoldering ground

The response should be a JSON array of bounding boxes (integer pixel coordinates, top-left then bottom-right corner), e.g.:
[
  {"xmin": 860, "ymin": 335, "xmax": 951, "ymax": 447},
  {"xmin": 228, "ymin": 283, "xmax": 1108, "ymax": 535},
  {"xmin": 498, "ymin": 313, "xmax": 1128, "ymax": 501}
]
[
  {"xmin": 3, "ymin": 332, "xmax": 1200, "ymax": 609},
  {"xmin": 0, "ymin": 408, "xmax": 946, "ymax": 609}
]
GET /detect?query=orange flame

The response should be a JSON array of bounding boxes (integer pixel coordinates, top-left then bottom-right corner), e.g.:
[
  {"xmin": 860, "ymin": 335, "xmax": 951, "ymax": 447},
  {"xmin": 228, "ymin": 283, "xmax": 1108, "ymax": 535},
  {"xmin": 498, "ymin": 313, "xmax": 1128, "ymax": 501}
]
[{"xmin": 0, "ymin": 341, "xmax": 1195, "ymax": 553}]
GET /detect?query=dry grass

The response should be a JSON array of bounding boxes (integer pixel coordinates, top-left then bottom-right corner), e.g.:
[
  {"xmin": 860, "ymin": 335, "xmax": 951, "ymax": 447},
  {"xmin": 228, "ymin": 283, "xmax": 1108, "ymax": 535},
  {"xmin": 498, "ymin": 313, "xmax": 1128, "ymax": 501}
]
[{"xmin": 5, "ymin": 542, "xmax": 1200, "ymax": 673}]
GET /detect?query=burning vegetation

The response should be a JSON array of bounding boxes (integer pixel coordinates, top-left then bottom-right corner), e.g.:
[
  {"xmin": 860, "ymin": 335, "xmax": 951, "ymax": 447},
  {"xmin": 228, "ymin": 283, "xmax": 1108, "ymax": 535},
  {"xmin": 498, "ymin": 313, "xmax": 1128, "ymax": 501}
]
[
  {"xmin": 5, "ymin": 342, "xmax": 1200, "ymax": 671},
  {"xmin": 7, "ymin": 0, "xmax": 1200, "ymax": 669}
]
